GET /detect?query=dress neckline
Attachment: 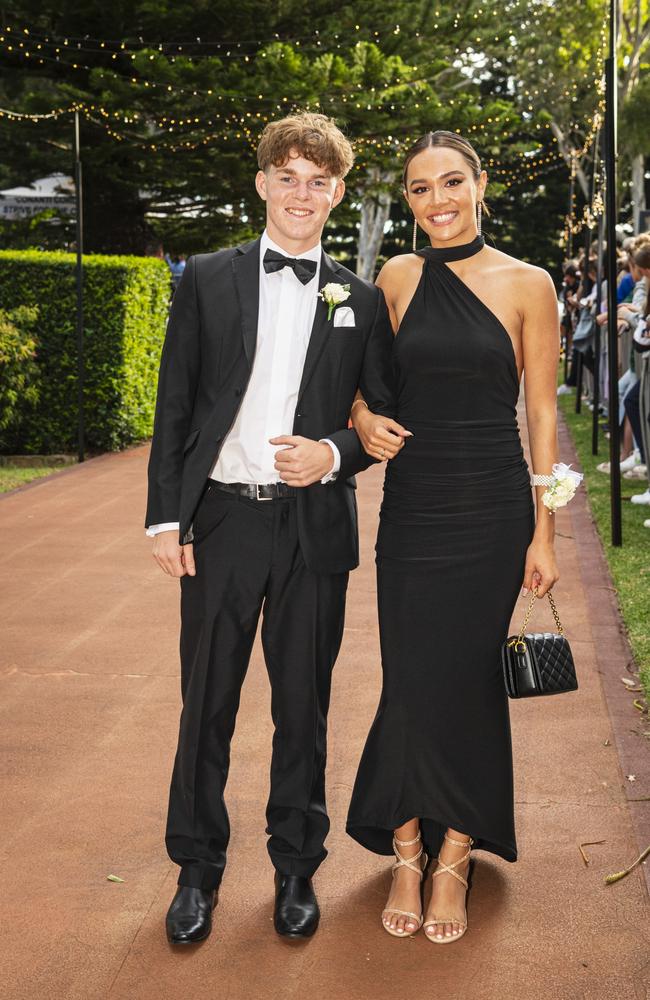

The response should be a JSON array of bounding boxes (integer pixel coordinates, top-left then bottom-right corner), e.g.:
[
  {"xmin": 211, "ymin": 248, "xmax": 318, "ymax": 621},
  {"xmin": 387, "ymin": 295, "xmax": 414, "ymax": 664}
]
[{"xmin": 415, "ymin": 234, "xmax": 485, "ymax": 263}]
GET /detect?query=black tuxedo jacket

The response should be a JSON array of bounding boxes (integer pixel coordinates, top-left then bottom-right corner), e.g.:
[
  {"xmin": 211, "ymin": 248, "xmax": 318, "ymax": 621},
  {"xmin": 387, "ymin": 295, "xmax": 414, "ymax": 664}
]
[{"xmin": 145, "ymin": 236, "xmax": 396, "ymax": 574}]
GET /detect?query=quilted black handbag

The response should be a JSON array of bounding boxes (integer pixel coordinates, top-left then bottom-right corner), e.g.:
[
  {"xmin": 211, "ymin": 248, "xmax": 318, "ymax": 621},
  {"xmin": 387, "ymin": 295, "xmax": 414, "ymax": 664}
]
[{"xmin": 502, "ymin": 588, "xmax": 578, "ymax": 698}]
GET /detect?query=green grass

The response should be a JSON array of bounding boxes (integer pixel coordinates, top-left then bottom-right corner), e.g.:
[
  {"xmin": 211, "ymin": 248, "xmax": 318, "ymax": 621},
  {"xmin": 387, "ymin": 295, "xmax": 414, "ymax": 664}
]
[
  {"xmin": 557, "ymin": 389, "xmax": 650, "ymax": 703},
  {"xmin": 0, "ymin": 465, "xmax": 66, "ymax": 492}
]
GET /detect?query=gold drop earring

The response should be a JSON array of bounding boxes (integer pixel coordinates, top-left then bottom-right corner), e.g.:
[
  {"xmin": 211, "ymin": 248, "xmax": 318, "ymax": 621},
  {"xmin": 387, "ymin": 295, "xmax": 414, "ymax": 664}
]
[
  {"xmin": 412, "ymin": 216, "xmax": 418, "ymax": 253},
  {"xmin": 477, "ymin": 201, "xmax": 482, "ymax": 237}
]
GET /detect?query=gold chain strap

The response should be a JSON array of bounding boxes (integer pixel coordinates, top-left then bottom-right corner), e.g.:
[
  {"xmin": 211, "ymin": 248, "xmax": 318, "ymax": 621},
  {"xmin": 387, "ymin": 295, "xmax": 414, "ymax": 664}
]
[{"xmin": 516, "ymin": 587, "xmax": 564, "ymax": 642}]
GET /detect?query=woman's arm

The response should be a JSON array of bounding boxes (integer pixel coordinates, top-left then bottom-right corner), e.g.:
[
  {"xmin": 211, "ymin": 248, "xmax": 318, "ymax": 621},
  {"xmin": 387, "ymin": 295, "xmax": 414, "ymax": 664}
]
[
  {"xmin": 351, "ymin": 259, "xmax": 413, "ymax": 460},
  {"xmin": 350, "ymin": 398, "xmax": 412, "ymax": 461},
  {"xmin": 520, "ymin": 267, "xmax": 562, "ymax": 598}
]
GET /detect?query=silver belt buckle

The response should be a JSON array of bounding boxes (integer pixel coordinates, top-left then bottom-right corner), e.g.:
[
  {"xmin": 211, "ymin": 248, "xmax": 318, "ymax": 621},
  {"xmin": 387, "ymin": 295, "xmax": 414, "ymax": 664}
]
[{"xmin": 256, "ymin": 484, "xmax": 273, "ymax": 501}]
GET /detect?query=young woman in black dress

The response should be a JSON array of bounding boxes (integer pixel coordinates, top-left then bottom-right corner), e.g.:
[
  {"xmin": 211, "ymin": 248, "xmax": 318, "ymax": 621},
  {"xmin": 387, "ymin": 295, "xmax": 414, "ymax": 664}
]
[{"xmin": 346, "ymin": 132, "xmax": 561, "ymax": 943}]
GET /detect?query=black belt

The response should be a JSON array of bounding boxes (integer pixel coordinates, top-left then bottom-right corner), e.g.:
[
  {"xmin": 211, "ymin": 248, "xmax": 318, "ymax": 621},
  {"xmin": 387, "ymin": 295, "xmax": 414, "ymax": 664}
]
[{"xmin": 209, "ymin": 480, "xmax": 297, "ymax": 501}]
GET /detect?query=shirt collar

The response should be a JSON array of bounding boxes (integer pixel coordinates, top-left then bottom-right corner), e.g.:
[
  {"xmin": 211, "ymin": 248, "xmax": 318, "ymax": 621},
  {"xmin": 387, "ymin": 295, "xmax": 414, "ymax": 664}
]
[{"xmin": 261, "ymin": 228, "xmax": 322, "ymax": 263}]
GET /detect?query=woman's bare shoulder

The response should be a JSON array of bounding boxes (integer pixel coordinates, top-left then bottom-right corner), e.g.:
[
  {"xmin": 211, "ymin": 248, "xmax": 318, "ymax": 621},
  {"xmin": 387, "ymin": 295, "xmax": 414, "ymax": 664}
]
[
  {"xmin": 377, "ymin": 253, "xmax": 424, "ymax": 290},
  {"xmin": 483, "ymin": 247, "xmax": 555, "ymax": 296}
]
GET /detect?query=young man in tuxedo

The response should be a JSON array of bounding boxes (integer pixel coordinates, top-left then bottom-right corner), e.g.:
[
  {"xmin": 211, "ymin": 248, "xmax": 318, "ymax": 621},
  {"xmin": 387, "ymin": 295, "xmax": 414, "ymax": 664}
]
[{"xmin": 145, "ymin": 112, "xmax": 398, "ymax": 944}]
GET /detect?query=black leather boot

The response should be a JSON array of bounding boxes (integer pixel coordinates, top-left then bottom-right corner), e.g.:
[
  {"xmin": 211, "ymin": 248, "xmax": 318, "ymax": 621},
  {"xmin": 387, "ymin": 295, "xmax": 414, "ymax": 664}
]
[
  {"xmin": 273, "ymin": 874, "xmax": 320, "ymax": 938},
  {"xmin": 166, "ymin": 886, "xmax": 217, "ymax": 945}
]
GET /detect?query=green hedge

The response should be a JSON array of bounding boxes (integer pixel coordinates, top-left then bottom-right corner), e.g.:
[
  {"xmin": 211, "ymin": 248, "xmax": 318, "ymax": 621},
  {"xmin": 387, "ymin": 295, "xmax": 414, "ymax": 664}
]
[
  {"xmin": 0, "ymin": 305, "xmax": 40, "ymax": 450},
  {"xmin": 0, "ymin": 250, "xmax": 170, "ymax": 453}
]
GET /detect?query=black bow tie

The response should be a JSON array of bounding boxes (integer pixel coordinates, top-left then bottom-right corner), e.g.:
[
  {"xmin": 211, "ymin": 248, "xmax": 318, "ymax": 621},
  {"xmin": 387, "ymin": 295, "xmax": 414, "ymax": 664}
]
[{"xmin": 263, "ymin": 248, "xmax": 318, "ymax": 285}]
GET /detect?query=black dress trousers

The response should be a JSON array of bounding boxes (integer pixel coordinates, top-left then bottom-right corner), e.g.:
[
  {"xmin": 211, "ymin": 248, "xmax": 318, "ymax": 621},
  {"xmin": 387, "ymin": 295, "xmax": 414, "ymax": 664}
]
[{"xmin": 165, "ymin": 483, "xmax": 349, "ymax": 890}]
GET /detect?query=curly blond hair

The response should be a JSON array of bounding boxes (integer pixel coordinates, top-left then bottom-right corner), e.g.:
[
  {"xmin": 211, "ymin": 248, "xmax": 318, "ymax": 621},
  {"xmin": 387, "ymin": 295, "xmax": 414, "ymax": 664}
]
[{"xmin": 256, "ymin": 112, "xmax": 354, "ymax": 179}]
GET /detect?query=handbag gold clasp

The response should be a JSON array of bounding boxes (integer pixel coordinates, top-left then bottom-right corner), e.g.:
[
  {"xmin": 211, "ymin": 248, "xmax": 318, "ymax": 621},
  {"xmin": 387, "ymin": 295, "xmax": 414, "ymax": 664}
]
[{"xmin": 508, "ymin": 638, "xmax": 527, "ymax": 653}]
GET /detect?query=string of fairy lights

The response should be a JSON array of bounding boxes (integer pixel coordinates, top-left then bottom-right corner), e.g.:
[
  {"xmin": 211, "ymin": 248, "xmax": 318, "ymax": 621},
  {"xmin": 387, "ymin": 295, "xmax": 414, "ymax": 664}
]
[
  {"xmin": 0, "ymin": 0, "xmax": 604, "ymax": 111},
  {"xmin": 0, "ymin": 21, "xmax": 598, "ymax": 112},
  {"xmin": 0, "ymin": 94, "xmax": 566, "ymax": 187},
  {"xmin": 557, "ymin": 15, "xmax": 608, "ymax": 247},
  {"xmin": 0, "ymin": 6, "xmax": 605, "ymax": 94},
  {"xmin": 0, "ymin": 3, "xmax": 583, "ymax": 59},
  {"xmin": 560, "ymin": 62, "xmax": 607, "ymax": 248},
  {"xmin": 0, "ymin": 6, "xmax": 609, "ymax": 219}
]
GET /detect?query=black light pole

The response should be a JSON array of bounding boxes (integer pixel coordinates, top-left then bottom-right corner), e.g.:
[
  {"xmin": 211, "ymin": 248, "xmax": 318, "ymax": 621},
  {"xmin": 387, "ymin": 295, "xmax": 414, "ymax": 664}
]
[
  {"xmin": 604, "ymin": 0, "xmax": 621, "ymax": 544},
  {"xmin": 74, "ymin": 109, "xmax": 85, "ymax": 463}
]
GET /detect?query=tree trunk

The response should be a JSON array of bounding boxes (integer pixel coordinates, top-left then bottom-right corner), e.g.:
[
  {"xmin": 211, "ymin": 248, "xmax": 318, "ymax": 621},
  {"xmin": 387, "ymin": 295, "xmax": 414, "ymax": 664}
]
[
  {"xmin": 631, "ymin": 153, "xmax": 646, "ymax": 233},
  {"xmin": 550, "ymin": 120, "xmax": 590, "ymax": 199},
  {"xmin": 356, "ymin": 167, "xmax": 396, "ymax": 281}
]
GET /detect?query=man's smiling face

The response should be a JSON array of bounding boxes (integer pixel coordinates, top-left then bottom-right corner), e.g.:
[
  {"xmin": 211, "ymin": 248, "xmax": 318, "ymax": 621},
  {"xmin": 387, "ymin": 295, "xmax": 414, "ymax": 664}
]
[{"xmin": 255, "ymin": 150, "xmax": 345, "ymax": 254}]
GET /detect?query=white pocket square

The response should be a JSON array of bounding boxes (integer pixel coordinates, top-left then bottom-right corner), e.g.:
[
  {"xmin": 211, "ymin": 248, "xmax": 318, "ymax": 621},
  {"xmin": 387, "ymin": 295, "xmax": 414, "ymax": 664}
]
[{"xmin": 333, "ymin": 306, "xmax": 356, "ymax": 327}]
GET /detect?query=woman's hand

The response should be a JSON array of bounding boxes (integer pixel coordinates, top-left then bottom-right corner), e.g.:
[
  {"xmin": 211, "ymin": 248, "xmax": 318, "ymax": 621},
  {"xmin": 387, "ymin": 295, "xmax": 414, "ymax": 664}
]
[
  {"xmin": 521, "ymin": 538, "xmax": 559, "ymax": 598},
  {"xmin": 351, "ymin": 402, "xmax": 412, "ymax": 461}
]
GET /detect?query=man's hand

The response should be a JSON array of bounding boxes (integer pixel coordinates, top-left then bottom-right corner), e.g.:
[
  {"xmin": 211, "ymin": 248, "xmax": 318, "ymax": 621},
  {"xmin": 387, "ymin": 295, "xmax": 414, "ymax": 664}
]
[
  {"xmin": 270, "ymin": 436, "xmax": 334, "ymax": 486},
  {"xmin": 152, "ymin": 529, "xmax": 196, "ymax": 577}
]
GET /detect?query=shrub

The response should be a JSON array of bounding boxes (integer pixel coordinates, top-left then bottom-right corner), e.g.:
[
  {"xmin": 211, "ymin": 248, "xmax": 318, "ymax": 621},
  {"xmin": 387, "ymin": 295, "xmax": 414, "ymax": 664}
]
[
  {"xmin": 0, "ymin": 250, "xmax": 170, "ymax": 453},
  {"xmin": 0, "ymin": 305, "xmax": 39, "ymax": 450}
]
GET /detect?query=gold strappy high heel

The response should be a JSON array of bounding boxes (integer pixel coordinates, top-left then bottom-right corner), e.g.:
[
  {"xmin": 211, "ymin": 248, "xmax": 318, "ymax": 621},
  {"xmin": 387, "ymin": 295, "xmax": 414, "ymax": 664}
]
[
  {"xmin": 382, "ymin": 831, "xmax": 428, "ymax": 938},
  {"xmin": 423, "ymin": 833, "xmax": 474, "ymax": 944}
]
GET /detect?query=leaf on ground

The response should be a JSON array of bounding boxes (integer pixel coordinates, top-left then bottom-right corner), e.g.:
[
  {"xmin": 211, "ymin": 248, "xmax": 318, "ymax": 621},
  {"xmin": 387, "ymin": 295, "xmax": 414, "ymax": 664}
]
[
  {"xmin": 579, "ymin": 840, "xmax": 606, "ymax": 866},
  {"xmin": 107, "ymin": 874, "xmax": 125, "ymax": 883},
  {"xmin": 621, "ymin": 677, "xmax": 637, "ymax": 687},
  {"xmin": 633, "ymin": 699, "xmax": 647, "ymax": 712},
  {"xmin": 605, "ymin": 844, "xmax": 650, "ymax": 884}
]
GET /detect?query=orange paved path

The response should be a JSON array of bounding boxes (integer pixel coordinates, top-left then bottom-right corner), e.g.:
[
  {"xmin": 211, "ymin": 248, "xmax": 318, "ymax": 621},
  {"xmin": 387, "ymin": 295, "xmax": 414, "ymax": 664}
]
[{"xmin": 1, "ymin": 404, "xmax": 648, "ymax": 1000}]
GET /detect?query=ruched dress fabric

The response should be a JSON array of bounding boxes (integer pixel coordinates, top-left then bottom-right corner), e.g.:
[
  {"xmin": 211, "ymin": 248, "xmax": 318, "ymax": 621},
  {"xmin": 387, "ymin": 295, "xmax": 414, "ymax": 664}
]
[{"xmin": 346, "ymin": 236, "xmax": 535, "ymax": 863}]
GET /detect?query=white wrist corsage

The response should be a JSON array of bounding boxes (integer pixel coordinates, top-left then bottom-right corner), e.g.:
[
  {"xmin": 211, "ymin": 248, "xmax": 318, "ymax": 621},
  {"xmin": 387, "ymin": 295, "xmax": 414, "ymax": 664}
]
[
  {"xmin": 531, "ymin": 462, "xmax": 584, "ymax": 513},
  {"xmin": 319, "ymin": 282, "xmax": 351, "ymax": 320}
]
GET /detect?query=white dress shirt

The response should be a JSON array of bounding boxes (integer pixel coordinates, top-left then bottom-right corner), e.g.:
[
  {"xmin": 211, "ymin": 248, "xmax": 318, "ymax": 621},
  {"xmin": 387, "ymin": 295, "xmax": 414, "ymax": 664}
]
[{"xmin": 146, "ymin": 230, "xmax": 340, "ymax": 537}]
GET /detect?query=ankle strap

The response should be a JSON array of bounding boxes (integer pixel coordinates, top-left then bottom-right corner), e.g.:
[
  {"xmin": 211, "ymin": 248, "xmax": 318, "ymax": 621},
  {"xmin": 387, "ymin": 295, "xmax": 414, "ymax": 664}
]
[
  {"xmin": 444, "ymin": 834, "xmax": 474, "ymax": 848},
  {"xmin": 394, "ymin": 832, "xmax": 421, "ymax": 848}
]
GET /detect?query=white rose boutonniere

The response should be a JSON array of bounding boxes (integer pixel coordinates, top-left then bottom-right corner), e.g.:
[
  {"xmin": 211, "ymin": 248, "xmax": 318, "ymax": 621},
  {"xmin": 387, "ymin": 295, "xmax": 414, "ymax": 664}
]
[
  {"xmin": 319, "ymin": 282, "xmax": 351, "ymax": 321},
  {"xmin": 537, "ymin": 462, "xmax": 584, "ymax": 513}
]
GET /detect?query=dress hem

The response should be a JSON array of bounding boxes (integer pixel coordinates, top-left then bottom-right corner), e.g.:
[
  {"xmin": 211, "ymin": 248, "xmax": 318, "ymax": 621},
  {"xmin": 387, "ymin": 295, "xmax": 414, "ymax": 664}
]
[{"xmin": 346, "ymin": 812, "xmax": 517, "ymax": 864}]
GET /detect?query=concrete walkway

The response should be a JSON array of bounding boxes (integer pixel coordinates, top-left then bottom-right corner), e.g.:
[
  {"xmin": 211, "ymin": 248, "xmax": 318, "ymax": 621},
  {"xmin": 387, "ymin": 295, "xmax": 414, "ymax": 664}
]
[{"xmin": 1, "ymin": 405, "xmax": 648, "ymax": 1000}]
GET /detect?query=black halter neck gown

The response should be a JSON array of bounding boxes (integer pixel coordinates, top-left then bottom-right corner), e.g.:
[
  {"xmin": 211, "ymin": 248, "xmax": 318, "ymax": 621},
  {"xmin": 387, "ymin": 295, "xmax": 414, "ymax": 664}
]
[{"xmin": 346, "ymin": 235, "xmax": 535, "ymax": 863}]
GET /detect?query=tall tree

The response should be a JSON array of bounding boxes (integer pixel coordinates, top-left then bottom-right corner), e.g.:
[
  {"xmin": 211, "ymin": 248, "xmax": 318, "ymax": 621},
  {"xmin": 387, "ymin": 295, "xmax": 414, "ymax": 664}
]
[{"xmin": 0, "ymin": 0, "xmax": 597, "ymax": 267}]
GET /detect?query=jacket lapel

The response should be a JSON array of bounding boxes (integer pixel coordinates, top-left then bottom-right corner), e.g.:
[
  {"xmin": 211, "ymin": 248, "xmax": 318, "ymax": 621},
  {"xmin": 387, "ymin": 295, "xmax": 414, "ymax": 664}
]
[
  {"xmin": 231, "ymin": 238, "xmax": 261, "ymax": 367},
  {"xmin": 297, "ymin": 250, "xmax": 343, "ymax": 403}
]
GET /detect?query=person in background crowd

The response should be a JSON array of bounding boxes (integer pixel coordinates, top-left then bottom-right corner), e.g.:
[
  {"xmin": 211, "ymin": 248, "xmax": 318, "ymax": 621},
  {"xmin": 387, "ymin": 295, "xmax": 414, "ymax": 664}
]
[
  {"xmin": 557, "ymin": 261, "xmax": 580, "ymax": 396},
  {"xmin": 620, "ymin": 239, "xmax": 650, "ymax": 513},
  {"xmin": 596, "ymin": 243, "xmax": 648, "ymax": 477},
  {"xmin": 164, "ymin": 252, "xmax": 187, "ymax": 291},
  {"xmin": 616, "ymin": 247, "xmax": 635, "ymax": 304},
  {"xmin": 567, "ymin": 256, "xmax": 598, "ymax": 394}
]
